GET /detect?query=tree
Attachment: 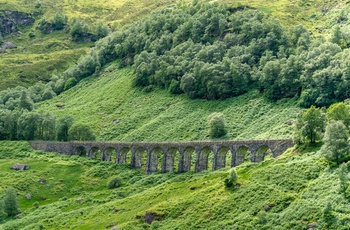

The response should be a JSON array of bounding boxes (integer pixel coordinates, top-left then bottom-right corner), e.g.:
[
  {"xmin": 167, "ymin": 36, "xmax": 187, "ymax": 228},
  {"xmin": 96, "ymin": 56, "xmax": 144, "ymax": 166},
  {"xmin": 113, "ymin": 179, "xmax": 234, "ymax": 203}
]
[
  {"xmin": 224, "ymin": 168, "xmax": 238, "ymax": 188},
  {"xmin": 51, "ymin": 12, "xmax": 68, "ymax": 30},
  {"xmin": 68, "ymin": 123, "xmax": 96, "ymax": 141},
  {"xmin": 70, "ymin": 19, "xmax": 90, "ymax": 41},
  {"xmin": 17, "ymin": 111, "xmax": 37, "ymax": 140},
  {"xmin": 321, "ymin": 120, "xmax": 350, "ymax": 165},
  {"xmin": 331, "ymin": 26, "xmax": 344, "ymax": 47},
  {"xmin": 326, "ymin": 102, "xmax": 350, "ymax": 128},
  {"xmin": 56, "ymin": 115, "xmax": 74, "ymax": 141},
  {"xmin": 95, "ymin": 21, "xmax": 110, "ymax": 40},
  {"xmin": 298, "ymin": 106, "xmax": 326, "ymax": 143},
  {"xmin": 208, "ymin": 112, "xmax": 226, "ymax": 138},
  {"xmin": 19, "ymin": 91, "xmax": 34, "ymax": 111},
  {"xmin": 3, "ymin": 187, "xmax": 19, "ymax": 217}
]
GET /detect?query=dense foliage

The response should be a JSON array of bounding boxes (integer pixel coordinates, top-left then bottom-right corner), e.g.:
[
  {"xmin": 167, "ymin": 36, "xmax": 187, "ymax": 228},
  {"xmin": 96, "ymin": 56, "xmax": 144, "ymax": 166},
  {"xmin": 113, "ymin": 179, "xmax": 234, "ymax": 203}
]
[
  {"xmin": 1, "ymin": 2, "xmax": 350, "ymax": 113},
  {"xmin": 0, "ymin": 108, "xmax": 95, "ymax": 141}
]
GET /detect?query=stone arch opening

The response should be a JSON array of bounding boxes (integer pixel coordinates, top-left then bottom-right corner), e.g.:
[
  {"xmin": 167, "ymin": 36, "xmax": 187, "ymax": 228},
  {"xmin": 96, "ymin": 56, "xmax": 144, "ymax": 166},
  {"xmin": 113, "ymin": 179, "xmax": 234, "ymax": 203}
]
[
  {"xmin": 182, "ymin": 147, "xmax": 196, "ymax": 172},
  {"xmin": 75, "ymin": 146, "xmax": 86, "ymax": 157},
  {"xmin": 215, "ymin": 146, "xmax": 231, "ymax": 170},
  {"xmin": 103, "ymin": 147, "xmax": 117, "ymax": 162},
  {"xmin": 90, "ymin": 147, "xmax": 101, "ymax": 160},
  {"xmin": 197, "ymin": 146, "xmax": 214, "ymax": 172},
  {"xmin": 118, "ymin": 147, "xmax": 131, "ymax": 165},
  {"xmin": 256, "ymin": 145, "xmax": 273, "ymax": 162},
  {"xmin": 147, "ymin": 147, "xmax": 164, "ymax": 174},
  {"xmin": 235, "ymin": 146, "xmax": 251, "ymax": 166},
  {"xmin": 164, "ymin": 148, "xmax": 180, "ymax": 173},
  {"xmin": 134, "ymin": 147, "xmax": 147, "ymax": 168}
]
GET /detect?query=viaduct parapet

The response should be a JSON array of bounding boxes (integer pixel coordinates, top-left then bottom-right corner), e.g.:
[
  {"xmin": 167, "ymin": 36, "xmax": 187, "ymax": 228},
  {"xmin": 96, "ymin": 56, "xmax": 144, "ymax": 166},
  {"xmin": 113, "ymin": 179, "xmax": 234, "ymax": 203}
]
[{"xmin": 29, "ymin": 139, "xmax": 293, "ymax": 174}]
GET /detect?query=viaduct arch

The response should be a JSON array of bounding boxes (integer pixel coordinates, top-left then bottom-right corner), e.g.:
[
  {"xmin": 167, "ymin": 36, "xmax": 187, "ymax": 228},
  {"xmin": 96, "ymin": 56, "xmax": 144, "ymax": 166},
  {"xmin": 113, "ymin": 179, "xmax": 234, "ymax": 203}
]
[{"xmin": 29, "ymin": 139, "xmax": 293, "ymax": 174}]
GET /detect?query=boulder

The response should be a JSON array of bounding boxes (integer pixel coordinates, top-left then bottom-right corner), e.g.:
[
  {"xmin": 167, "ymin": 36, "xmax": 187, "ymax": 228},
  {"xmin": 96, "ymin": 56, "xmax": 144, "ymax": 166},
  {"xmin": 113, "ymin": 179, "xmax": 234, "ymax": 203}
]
[
  {"xmin": 11, "ymin": 163, "xmax": 29, "ymax": 170},
  {"xmin": 2, "ymin": 41, "xmax": 16, "ymax": 49}
]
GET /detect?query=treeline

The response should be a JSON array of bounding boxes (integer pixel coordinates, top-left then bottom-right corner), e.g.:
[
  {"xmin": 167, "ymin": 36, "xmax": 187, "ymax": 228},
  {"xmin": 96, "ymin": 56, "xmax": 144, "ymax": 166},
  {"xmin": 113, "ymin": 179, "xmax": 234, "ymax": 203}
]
[
  {"xmin": 1, "ymin": 2, "xmax": 350, "ymax": 113},
  {"xmin": 35, "ymin": 11, "xmax": 110, "ymax": 42},
  {"xmin": 0, "ymin": 109, "xmax": 95, "ymax": 141}
]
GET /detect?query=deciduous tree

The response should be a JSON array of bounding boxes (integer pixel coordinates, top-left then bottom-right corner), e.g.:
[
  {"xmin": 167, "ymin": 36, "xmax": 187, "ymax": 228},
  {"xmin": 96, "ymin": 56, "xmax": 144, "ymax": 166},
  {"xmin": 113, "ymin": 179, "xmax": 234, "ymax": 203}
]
[{"xmin": 321, "ymin": 120, "xmax": 350, "ymax": 165}]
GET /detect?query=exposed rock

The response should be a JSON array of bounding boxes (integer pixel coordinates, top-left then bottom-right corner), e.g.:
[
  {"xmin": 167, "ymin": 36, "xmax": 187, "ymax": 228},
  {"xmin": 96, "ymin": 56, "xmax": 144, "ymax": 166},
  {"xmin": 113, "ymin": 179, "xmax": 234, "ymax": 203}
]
[
  {"xmin": 11, "ymin": 163, "xmax": 29, "ymax": 170},
  {"xmin": 25, "ymin": 194, "xmax": 32, "ymax": 200},
  {"xmin": 2, "ymin": 41, "xmax": 16, "ymax": 49},
  {"xmin": 0, "ymin": 11, "xmax": 34, "ymax": 35},
  {"xmin": 144, "ymin": 210, "xmax": 164, "ymax": 224},
  {"xmin": 76, "ymin": 198, "xmax": 84, "ymax": 203},
  {"xmin": 285, "ymin": 120, "xmax": 293, "ymax": 126},
  {"xmin": 15, "ymin": 213, "xmax": 23, "ymax": 219},
  {"xmin": 112, "ymin": 120, "xmax": 120, "ymax": 124},
  {"xmin": 308, "ymin": 222, "xmax": 318, "ymax": 229},
  {"xmin": 263, "ymin": 204, "xmax": 271, "ymax": 211},
  {"xmin": 111, "ymin": 226, "xmax": 120, "ymax": 230},
  {"xmin": 39, "ymin": 178, "xmax": 46, "ymax": 184}
]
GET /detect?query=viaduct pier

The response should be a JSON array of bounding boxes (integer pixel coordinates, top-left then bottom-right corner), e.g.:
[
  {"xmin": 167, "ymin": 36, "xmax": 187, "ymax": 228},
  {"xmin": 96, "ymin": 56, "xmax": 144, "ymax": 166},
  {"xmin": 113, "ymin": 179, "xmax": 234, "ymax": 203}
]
[{"xmin": 30, "ymin": 139, "xmax": 294, "ymax": 174}]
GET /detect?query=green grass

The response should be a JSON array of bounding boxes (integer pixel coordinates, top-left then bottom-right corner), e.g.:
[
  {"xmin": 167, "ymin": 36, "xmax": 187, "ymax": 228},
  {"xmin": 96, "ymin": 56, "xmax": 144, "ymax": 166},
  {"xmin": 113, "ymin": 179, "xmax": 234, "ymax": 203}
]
[
  {"xmin": 1, "ymin": 140, "xmax": 349, "ymax": 229},
  {"xmin": 1, "ymin": 0, "xmax": 350, "ymax": 90},
  {"xmin": 38, "ymin": 61, "xmax": 300, "ymax": 141},
  {"xmin": 0, "ymin": 0, "xmax": 177, "ymax": 90}
]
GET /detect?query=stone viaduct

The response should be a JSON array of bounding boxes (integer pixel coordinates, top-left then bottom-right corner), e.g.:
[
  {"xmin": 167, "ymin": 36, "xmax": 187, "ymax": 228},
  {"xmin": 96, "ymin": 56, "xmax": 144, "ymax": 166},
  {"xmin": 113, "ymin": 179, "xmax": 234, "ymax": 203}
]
[{"xmin": 29, "ymin": 139, "xmax": 293, "ymax": 174}]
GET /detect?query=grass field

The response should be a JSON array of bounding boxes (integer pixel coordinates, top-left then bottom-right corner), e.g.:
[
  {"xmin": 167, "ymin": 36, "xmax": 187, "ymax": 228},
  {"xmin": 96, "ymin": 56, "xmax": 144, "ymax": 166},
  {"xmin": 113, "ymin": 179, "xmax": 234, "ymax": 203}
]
[
  {"xmin": 1, "ymin": 140, "xmax": 348, "ymax": 229},
  {"xmin": 37, "ymin": 61, "xmax": 301, "ymax": 142}
]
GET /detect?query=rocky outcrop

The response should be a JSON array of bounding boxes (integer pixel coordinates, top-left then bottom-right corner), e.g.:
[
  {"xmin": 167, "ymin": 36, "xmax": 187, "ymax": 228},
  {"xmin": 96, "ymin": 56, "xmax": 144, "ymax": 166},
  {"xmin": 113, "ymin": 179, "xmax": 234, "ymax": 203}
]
[
  {"xmin": 0, "ymin": 11, "xmax": 34, "ymax": 36},
  {"xmin": 11, "ymin": 163, "xmax": 30, "ymax": 170}
]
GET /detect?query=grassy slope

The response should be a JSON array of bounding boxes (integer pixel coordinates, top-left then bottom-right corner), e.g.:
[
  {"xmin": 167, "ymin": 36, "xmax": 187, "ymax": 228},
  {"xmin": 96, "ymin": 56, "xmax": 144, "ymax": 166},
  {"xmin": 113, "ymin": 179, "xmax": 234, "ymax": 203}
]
[
  {"xmin": 0, "ymin": 0, "xmax": 176, "ymax": 90},
  {"xmin": 38, "ymin": 62, "xmax": 300, "ymax": 141},
  {"xmin": 1, "ymin": 141, "xmax": 347, "ymax": 230},
  {"xmin": 1, "ymin": 0, "xmax": 349, "ymax": 90}
]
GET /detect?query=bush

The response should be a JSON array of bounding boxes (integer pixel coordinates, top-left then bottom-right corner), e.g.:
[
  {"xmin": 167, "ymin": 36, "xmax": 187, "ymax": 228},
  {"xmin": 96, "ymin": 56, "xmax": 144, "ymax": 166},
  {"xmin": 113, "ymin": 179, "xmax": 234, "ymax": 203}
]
[
  {"xmin": 224, "ymin": 168, "xmax": 238, "ymax": 188},
  {"xmin": 68, "ymin": 123, "xmax": 96, "ymax": 141},
  {"xmin": 108, "ymin": 177, "xmax": 123, "ymax": 189},
  {"xmin": 208, "ymin": 112, "xmax": 227, "ymax": 138},
  {"xmin": 3, "ymin": 187, "xmax": 19, "ymax": 217},
  {"xmin": 63, "ymin": 77, "xmax": 77, "ymax": 91}
]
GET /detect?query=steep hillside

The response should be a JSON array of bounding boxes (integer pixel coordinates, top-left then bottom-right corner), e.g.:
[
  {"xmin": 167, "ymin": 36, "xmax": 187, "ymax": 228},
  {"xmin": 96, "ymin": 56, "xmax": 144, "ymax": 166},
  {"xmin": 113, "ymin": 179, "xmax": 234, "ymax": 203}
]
[
  {"xmin": 1, "ymin": 0, "xmax": 350, "ymax": 90},
  {"xmin": 1, "ymin": 141, "xmax": 349, "ymax": 229},
  {"xmin": 38, "ymin": 62, "xmax": 300, "ymax": 141},
  {"xmin": 0, "ymin": 0, "xmax": 176, "ymax": 90}
]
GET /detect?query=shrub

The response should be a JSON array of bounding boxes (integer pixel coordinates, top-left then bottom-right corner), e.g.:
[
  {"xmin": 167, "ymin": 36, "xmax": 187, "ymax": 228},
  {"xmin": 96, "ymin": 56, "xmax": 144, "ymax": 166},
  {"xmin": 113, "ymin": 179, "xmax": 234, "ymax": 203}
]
[
  {"xmin": 63, "ymin": 77, "xmax": 77, "ymax": 91},
  {"xmin": 224, "ymin": 168, "xmax": 238, "ymax": 188},
  {"xmin": 108, "ymin": 177, "xmax": 123, "ymax": 189},
  {"xmin": 68, "ymin": 123, "xmax": 96, "ymax": 141},
  {"xmin": 208, "ymin": 112, "xmax": 227, "ymax": 138},
  {"xmin": 3, "ymin": 187, "xmax": 19, "ymax": 217}
]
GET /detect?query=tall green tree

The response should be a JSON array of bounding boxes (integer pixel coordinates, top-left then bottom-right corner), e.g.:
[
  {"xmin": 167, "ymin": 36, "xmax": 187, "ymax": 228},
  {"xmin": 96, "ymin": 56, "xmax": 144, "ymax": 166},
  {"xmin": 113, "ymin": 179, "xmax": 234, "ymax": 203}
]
[
  {"xmin": 19, "ymin": 91, "xmax": 34, "ymax": 111},
  {"xmin": 17, "ymin": 111, "xmax": 37, "ymax": 140},
  {"xmin": 321, "ymin": 120, "xmax": 350, "ymax": 165},
  {"xmin": 3, "ymin": 187, "xmax": 19, "ymax": 217},
  {"xmin": 56, "ymin": 115, "xmax": 74, "ymax": 141},
  {"xmin": 326, "ymin": 102, "xmax": 350, "ymax": 128},
  {"xmin": 68, "ymin": 123, "xmax": 96, "ymax": 141},
  {"xmin": 297, "ymin": 106, "xmax": 326, "ymax": 143}
]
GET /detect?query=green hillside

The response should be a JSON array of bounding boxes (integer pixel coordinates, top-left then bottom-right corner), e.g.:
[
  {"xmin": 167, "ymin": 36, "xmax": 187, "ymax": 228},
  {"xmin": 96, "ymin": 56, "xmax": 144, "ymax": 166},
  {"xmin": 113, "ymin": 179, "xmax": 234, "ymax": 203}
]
[
  {"xmin": 37, "ymin": 62, "xmax": 300, "ymax": 141},
  {"xmin": 0, "ymin": 0, "xmax": 177, "ymax": 90},
  {"xmin": 1, "ymin": 0, "xmax": 350, "ymax": 229},
  {"xmin": 1, "ymin": 0, "xmax": 350, "ymax": 90},
  {"xmin": 1, "ymin": 141, "xmax": 349, "ymax": 229}
]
